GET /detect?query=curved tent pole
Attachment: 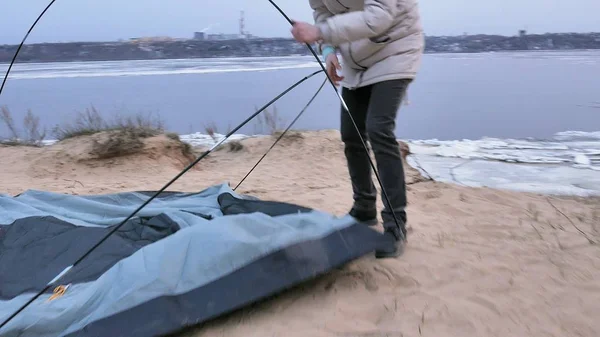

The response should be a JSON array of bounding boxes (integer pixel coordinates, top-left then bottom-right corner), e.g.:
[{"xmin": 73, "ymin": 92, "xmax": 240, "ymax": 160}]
[
  {"xmin": 0, "ymin": 0, "xmax": 58, "ymax": 97},
  {"xmin": 234, "ymin": 77, "xmax": 327, "ymax": 190},
  {"xmin": 1, "ymin": 1, "xmax": 402, "ymax": 242},
  {"xmin": 266, "ymin": 0, "xmax": 404, "ymax": 238},
  {"xmin": 0, "ymin": 0, "xmax": 404, "ymax": 330},
  {"xmin": 0, "ymin": 68, "xmax": 323, "ymax": 330}
]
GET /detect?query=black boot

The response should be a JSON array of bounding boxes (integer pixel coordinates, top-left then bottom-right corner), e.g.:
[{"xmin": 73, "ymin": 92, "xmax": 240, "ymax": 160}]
[
  {"xmin": 375, "ymin": 215, "xmax": 408, "ymax": 259},
  {"xmin": 348, "ymin": 207, "xmax": 378, "ymax": 226}
]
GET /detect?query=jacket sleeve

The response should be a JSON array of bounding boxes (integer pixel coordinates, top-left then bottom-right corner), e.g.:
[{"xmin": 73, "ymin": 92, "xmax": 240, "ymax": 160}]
[
  {"xmin": 309, "ymin": 0, "xmax": 335, "ymax": 54},
  {"xmin": 316, "ymin": 0, "xmax": 399, "ymax": 46}
]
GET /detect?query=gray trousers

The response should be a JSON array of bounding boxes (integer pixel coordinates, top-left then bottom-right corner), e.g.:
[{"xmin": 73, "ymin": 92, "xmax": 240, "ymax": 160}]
[{"xmin": 340, "ymin": 79, "xmax": 411, "ymax": 232}]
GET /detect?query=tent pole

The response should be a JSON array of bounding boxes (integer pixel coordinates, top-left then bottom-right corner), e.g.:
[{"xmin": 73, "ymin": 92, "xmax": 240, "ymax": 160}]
[
  {"xmin": 0, "ymin": 0, "xmax": 57, "ymax": 97},
  {"xmin": 267, "ymin": 0, "xmax": 406, "ymax": 241},
  {"xmin": 234, "ymin": 77, "xmax": 327, "ymax": 191},
  {"xmin": 0, "ymin": 69, "xmax": 323, "ymax": 331}
]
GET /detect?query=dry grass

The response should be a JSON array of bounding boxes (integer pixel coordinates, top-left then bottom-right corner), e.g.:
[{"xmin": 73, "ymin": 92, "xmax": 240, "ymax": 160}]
[
  {"xmin": 272, "ymin": 129, "xmax": 304, "ymax": 141},
  {"xmin": 86, "ymin": 129, "xmax": 195, "ymax": 161},
  {"xmin": 52, "ymin": 105, "xmax": 165, "ymax": 141},
  {"xmin": 253, "ymin": 105, "xmax": 285, "ymax": 135},
  {"xmin": 201, "ymin": 104, "xmax": 303, "ymax": 153},
  {"xmin": 88, "ymin": 129, "xmax": 152, "ymax": 159},
  {"xmin": 254, "ymin": 105, "xmax": 304, "ymax": 143},
  {"xmin": 166, "ymin": 132, "xmax": 194, "ymax": 156},
  {"xmin": 1, "ymin": 105, "xmax": 196, "ymax": 160},
  {"xmin": 203, "ymin": 122, "xmax": 244, "ymax": 152},
  {"xmin": 0, "ymin": 106, "xmax": 46, "ymax": 146},
  {"xmin": 2, "ymin": 103, "xmax": 302, "ymax": 160}
]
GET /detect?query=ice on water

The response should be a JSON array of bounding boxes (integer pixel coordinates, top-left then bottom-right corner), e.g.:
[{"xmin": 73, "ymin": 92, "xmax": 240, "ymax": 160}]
[{"xmin": 406, "ymin": 131, "xmax": 600, "ymax": 196}]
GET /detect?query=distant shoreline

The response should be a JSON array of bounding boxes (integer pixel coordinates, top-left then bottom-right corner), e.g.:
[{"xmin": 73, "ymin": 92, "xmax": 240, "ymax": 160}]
[
  {"xmin": 1, "ymin": 48, "xmax": 598, "ymax": 67},
  {"xmin": 1, "ymin": 32, "xmax": 599, "ymax": 64}
]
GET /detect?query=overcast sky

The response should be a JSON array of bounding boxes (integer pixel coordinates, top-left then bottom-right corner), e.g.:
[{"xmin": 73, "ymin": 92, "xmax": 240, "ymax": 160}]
[{"xmin": 1, "ymin": 0, "xmax": 598, "ymax": 44}]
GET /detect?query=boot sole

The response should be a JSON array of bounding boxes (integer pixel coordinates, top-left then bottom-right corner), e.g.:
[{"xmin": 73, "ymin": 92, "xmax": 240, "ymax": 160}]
[
  {"xmin": 375, "ymin": 240, "xmax": 406, "ymax": 259},
  {"xmin": 354, "ymin": 218, "xmax": 378, "ymax": 226}
]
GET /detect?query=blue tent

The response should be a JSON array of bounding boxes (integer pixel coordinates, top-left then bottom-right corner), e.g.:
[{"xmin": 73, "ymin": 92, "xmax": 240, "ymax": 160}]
[{"xmin": 0, "ymin": 183, "xmax": 384, "ymax": 337}]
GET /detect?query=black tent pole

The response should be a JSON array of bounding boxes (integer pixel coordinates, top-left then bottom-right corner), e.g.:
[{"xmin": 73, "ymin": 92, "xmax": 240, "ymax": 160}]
[
  {"xmin": 0, "ymin": 0, "xmax": 57, "ymax": 98},
  {"xmin": 234, "ymin": 77, "xmax": 327, "ymax": 190},
  {"xmin": 0, "ymin": 69, "xmax": 323, "ymax": 331},
  {"xmin": 266, "ymin": 0, "xmax": 405, "ymax": 241}
]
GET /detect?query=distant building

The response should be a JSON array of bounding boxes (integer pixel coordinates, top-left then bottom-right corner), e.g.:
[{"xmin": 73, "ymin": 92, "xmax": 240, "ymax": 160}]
[
  {"xmin": 194, "ymin": 11, "xmax": 257, "ymax": 41},
  {"xmin": 519, "ymin": 30, "xmax": 527, "ymax": 37},
  {"xmin": 194, "ymin": 32, "xmax": 206, "ymax": 40},
  {"xmin": 128, "ymin": 36, "xmax": 179, "ymax": 44},
  {"xmin": 206, "ymin": 33, "xmax": 244, "ymax": 41}
]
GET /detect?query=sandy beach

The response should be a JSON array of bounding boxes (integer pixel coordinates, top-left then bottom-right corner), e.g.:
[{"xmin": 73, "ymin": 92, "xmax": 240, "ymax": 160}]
[{"xmin": 1, "ymin": 129, "xmax": 599, "ymax": 337}]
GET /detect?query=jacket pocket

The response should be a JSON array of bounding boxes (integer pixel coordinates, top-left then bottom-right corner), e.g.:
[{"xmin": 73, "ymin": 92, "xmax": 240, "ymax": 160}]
[
  {"xmin": 339, "ymin": 42, "xmax": 367, "ymax": 70},
  {"xmin": 369, "ymin": 34, "xmax": 392, "ymax": 44},
  {"xmin": 349, "ymin": 38, "xmax": 388, "ymax": 68},
  {"xmin": 324, "ymin": 0, "xmax": 350, "ymax": 13}
]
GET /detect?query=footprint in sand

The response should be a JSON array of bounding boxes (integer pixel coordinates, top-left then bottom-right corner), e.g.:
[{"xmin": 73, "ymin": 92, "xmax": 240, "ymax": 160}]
[
  {"xmin": 424, "ymin": 190, "xmax": 443, "ymax": 200},
  {"xmin": 466, "ymin": 294, "xmax": 502, "ymax": 316},
  {"xmin": 373, "ymin": 264, "xmax": 420, "ymax": 289},
  {"xmin": 326, "ymin": 269, "xmax": 380, "ymax": 292}
]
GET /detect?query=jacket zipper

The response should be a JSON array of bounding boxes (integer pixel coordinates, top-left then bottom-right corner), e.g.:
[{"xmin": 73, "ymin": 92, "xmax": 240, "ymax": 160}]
[
  {"xmin": 344, "ymin": 42, "xmax": 367, "ymax": 89},
  {"xmin": 357, "ymin": 71, "xmax": 365, "ymax": 88}
]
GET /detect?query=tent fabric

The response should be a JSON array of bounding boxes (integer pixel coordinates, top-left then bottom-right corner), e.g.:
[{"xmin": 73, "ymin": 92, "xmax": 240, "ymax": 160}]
[
  {"xmin": 0, "ymin": 183, "xmax": 385, "ymax": 337},
  {"xmin": 0, "ymin": 213, "xmax": 179, "ymax": 299}
]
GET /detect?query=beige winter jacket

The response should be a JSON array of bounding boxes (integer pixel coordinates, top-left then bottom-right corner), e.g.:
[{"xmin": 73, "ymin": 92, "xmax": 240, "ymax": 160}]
[{"xmin": 310, "ymin": 0, "xmax": 425, "ymax": 89}]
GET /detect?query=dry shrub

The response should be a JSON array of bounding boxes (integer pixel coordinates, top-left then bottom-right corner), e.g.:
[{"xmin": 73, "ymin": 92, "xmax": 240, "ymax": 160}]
[
  {"xmin": 203, "ymin": 122, "xmax": 244, "ymax": 152},
  {"xmin": 253, "ymin": 105, "xmax": 286, "ymax": 135},
  {"xmin": 166, "ymin": 132, "xmax": 195, "ymax": 158},
  {"xmin": 227, "ymin": 141, "xmax": 244, "ymax": 152},
  {"xmin": 251, "ymin": 105, "xmax": 304, "ymax": 144},
  {"xmin": 272, "ymin": 129, "xmax": 304, "ymax": 143},
  {"xmin": 89, "ymin": 129, "xmax": 195, "ymax": 161},
  {"xmin": 1, "ymin": 105, "xmax": 199, "ymax": 164},
  {"xmin": 0, "ymin": 106, "xmax": 46, "ymax": 146},
  {"xmin": 52, "ymin": 105, "xmax": 164, "ymax": 141},
  {"xmin": 89, "ymin": 129, "xmax": 149, "ymax": 159},
  {"xmin": 50, "ymin": 106, "xmax": 173, "ymax": 159}
]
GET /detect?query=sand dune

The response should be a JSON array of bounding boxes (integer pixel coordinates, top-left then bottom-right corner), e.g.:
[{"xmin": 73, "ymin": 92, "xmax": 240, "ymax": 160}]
[{"xmin": 1, "ymin": 130, "xmax": 599, "ymax": 337}]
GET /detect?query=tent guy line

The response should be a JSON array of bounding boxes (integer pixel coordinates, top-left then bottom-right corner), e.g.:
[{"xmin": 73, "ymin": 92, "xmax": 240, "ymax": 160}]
[{"xmin": 0, "ymin": 68, "xmax": 323, "ymax": 330}]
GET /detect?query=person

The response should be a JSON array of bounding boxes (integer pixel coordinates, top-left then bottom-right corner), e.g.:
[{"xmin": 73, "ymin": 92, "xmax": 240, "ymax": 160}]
[{"xmin": 290, "ymin": 0, "xmax": 425, "ymax": 258}]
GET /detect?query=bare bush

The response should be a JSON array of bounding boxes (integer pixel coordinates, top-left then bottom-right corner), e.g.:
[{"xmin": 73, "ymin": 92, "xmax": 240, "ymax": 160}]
[
  {"xmin": 89, "ymin": 129, "xmax": 146, "ymax": 159},
  {"xmin": 203, "ymin": 121, "xmax": 220, "ymax": 143},
  {"xmin": 166, "ymin": 132, "xmax": 194, "ymax": 157},
  {"xmin": 52, "ymin": 106, "xmax": 164, "ymax": 141},
  {"xmin": 272, "ymin": 129, "xmax": 304, "ymax": 143},
  {"xmin": 1, "ymin": 105, "xmax": 199, "ymax": 163},
  {"xmin": 0, "ymin": 106, "xmax": 46, "ymax": 146},
  {"xmin": 203, "ymin": 122, "xmax": 244, "ymax": 152},
  {"xmin": 251, "ymin": 104, "xmax": 305, "ymax": 144},
  {"xmin": 88, "ymin": 128, "xmax": 195, "ymax": 161},
  {"xmin": 253, "ymin": 105, "xmax": 286, "ymax": 135}
]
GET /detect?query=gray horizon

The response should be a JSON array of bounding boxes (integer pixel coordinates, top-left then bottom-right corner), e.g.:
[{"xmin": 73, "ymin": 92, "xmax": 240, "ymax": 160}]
[{"xmin": 1, "ymin": 0, "xmax": 599, "ymax": 44}]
